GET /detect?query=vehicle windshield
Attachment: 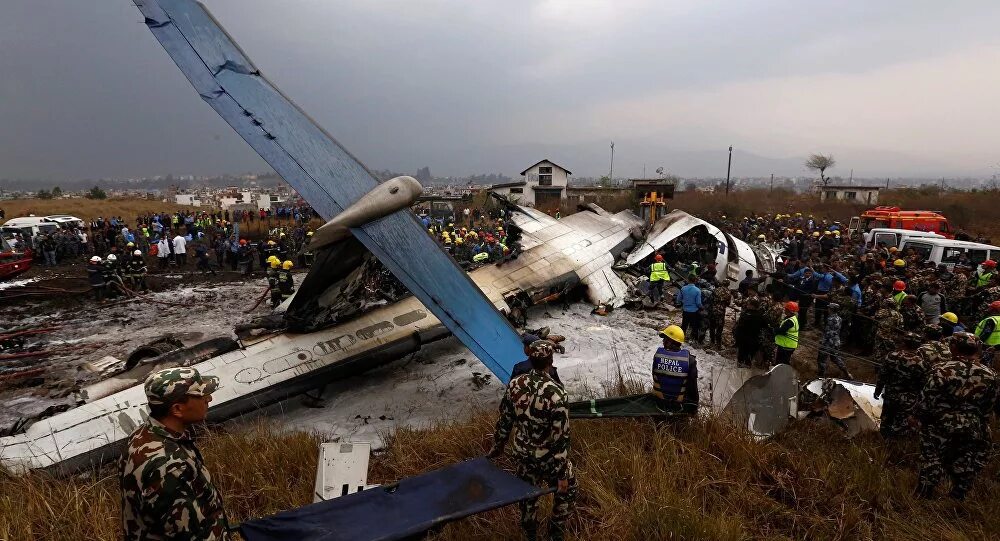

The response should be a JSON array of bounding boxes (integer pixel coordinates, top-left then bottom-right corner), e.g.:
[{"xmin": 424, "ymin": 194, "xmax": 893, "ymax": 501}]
[{"xmin": 905, "ymin": 242, "xmax": 933, "ymax": 261}]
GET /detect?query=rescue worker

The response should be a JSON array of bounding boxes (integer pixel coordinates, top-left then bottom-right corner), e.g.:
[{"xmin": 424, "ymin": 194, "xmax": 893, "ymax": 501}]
[
  {"xmin": 488, "ymin": 340, "xmax": 576, "ymax": 541},
  {"xmin": 915, "ymin": 333, "xmax": 999, "ymax": 500},
  {"xmin": 773, "ymin": 301, "xmax": 799, "ymax": 365},
  {"xmin": 302, "ymin": 231, "xmax": 315, "ymax": 267},
  {"xmin": 974, "ymin": 259, "xmax": 996, "ymax": 287},
  {"xmin": 676, "ymin": 280, "xmax": 703, "ymax": 344},
  {"xmin": 648, "ymin": 254, "xmax": 670, "ymax": 304},
  {"xmin": 104, "ymin": 253, "xmax": 124, "ymax": 298},
  {"xmin": 652, "ymin": 325, "xmax": 699, "ymax": 414},
  {"xmin": 875, "ymin": 298, "xmax": 904, "ymax": 360},
  {"xmin": 874, "ymin": 332, "xmax": 925, "ymax": 438},
  {"xmin": 278, "ymin": 260, "xmax": 296, "ymax": 303},
  {"xmin": 892, "ymin": 280, "xmax": 907, "ymax": 307},
  {"xmin": 87, "ymin": 256, "xmax": 106, "ymax": 302},
  {"xmin": 817, "ymin": 302, "xmax": 852, "ymax": 379},
  {"xmin": 973, "ymin": 300, "xmax": 1000, "ymax": 364},
  {"xmin": 940, "ymin": 312, "xmax": 965, "ymax": 337},
  {"xmin": 120, "ymin": 367, "xmax": 229, "ymax": 540},
  {"xmin": 127, "ymin": 249, "xmax": 148, "ymax": 292},
  {"xmin": 900, "ymin": 295, "xmax": 926, "ymax": 330},
  {"xmin": 734, "ymin": 289, "xmax": 765, "ymax": 367},
  {"xmin": 267, "ymin": 257, "xmax": 283, "ymax": 308}
]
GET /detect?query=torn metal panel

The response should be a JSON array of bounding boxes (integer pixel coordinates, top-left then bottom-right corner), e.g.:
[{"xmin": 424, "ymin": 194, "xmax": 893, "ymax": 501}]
[
  {"xmin": 803, "ymin": 378, "xmax": 882, "ymax": 437},
  {"xmin": 708, "ymin": 365, "xmax": 761, "ymax": 414},
  {"xmin": 625, "ymin": 210, "xmax": 763, "ymax": 286},
  {"xmin": 719, "ymin": 364, "xmax": 798, "ymax": 437},
  {"xmin": 314, "ymin": 442, "xmax": 374, "ymax": 502}
]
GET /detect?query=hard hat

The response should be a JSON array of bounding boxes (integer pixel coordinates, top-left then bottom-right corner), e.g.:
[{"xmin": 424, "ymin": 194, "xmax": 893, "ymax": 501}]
[
  {"xmin": 280, "ymin": 233, "xmax": 286, "ymax": 238},
  {"xmin": 107, "ymin": 254, "xmax": 117, "ymax": 261},
  {"xmin": 893, "ymin": 280, "xmax": 906, "ymax": 291},
  {"xmin": 984, "ymin": 260, "xmax": 997, "ymax": 269},
  {"xmin": 824, "ymin": 231, "xmax": 833, "ymax": 236},
  {"xmin": 940, "ymin": 312, "xmax": 959, "ymax": 324},
  {"xmin": 90, "ymin": 256, "xmax": 102, "ymax": 264},
  {"xmin": 893, "ymin": 259, "xmax": 906, "ymax": 268},
  {"xmin": 784, "ymin": 301, "xmax": 799, "ymax": 313},
  {"xmin": 127, "ymin": 242, "xmax": 135, "ymax": 247},
  {"xmin": 307, "ymin": 231, "xmax": 314, "ymax": 237},
  {"xmin": 133, "ymin": 250, "xmax": 142, "ymax": 256},
  {"xmin": 795, "ymin": 212, "xmax": 802, "ymax": 216},
  {"xmin": 655, "ymin": 254, "xmax": 664, "ymax": 262},
  {"xmin": 270, "ymin": 259, "xmax": 281, "ymax": 268},
  {"xmin": 282, "ymin": 260, "xmax": 294, "ymax": 270},
  {"xmin": 757, "ymin": 234, "xmax": 766, "ymax": 239},
  {"xmin": 266, "ymin": 255, "xmax": 279, "ymax": 263},
  {"xmin": 239, "ymin": 239, "xmax": 247, "ymax": 245},
  {"xmin": 795, "ymin": 229, "xmax": 803, "ymax": 234},
  {"xmin": 812, "ymin": 232, "xmax": 820, "ymax": 237},
  {"xmin": 834, "ymin": 230, "xmax": 841, "ymax": 236},
  {"xmin": 888, "ymin": 247, "xmax": 898, "ymax": 253},
  {"xmin": 658, "ymin": 325, "xmax": 685, "ymax": 344},
  {"xmin": 455, "ymin": 237, "xmax": 464, "ymax": 244},
  {"xmin": 267, "ymin": 240, "xmax": 276, "ymax": 246},
  {"xmin": 990, "ymin": 301, "xmax": 1000, "ymax": 314}
]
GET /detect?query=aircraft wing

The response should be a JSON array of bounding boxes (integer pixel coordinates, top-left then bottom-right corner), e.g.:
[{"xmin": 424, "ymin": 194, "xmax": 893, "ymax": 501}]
[{"xmin": 133, "ymin": 0, "xmax": 524, "ymax": 382}]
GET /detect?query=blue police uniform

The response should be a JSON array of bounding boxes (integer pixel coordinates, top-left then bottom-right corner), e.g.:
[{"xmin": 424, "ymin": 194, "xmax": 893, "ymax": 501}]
[{"xmin": 651, "ymin": 347, "xmax": 699, "ymax": 413}]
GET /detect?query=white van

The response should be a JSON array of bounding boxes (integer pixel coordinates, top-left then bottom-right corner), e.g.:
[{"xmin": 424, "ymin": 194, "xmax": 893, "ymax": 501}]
[
  {"xmin": 43, "ymin": 215, "xmax": 85, "ymax": 229},
  {"xmin": 3, "ymin": 217, "xmax": 61, "ymax": 240},
  {"xmin": 864, "ymin": 228, "xmax": 944, "ymax": 250},
  {"xmin": 897, "ymin": 237, "xmax": 1000, "ymax": 269}
]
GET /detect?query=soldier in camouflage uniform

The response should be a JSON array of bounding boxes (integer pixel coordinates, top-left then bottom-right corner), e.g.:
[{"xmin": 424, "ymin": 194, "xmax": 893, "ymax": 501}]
[
  {"xmin": 900, "ymin": 295, "xmax": 926, "ymax": 330},
  {"xmin": 489, "ymin": 340, "xmax": 577, "ymax": 541},
  {"xmin": 874, "ymin": 332, "xmax": 925, "ymax": 438},
  {"xmin": 120, "ymin": 367, "xmax": 228, "ymax": 541},
  {"xmin": 917, "ymin": 324, "xmax": 952, "ymax": 367},
  {"xmin": 706, "ymin": 279, "xmax": 732, "ymax": 348},
  {"xmin": 874, "ymin": 298, "xmax": 904, "ymax": 360},
  {"xmin": 761, "ymin": 297, "xmax": 785, "ymax": 367},
  {"xmin": 817, "ymin": 303, "xmax": 853, "ymax": 379},
  {"xmin": 915, "ymin": 333, "xmax": 1000, "ymax": 500}
]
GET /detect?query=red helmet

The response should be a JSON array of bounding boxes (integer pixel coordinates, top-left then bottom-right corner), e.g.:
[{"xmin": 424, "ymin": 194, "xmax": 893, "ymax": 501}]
[
  {"xmin": 239, "ymin": 239, "xmax": 247, "ymax": 246},
  {"xmin": 990, "ymin": 300, "xmax": 1000, "ymax": 314},
  {"xmin": 654, "ymin": 254, "xmax": 664, "ymax": 262},
  {"xmin": 984, "ymin": 260, "xmax": 997, "ymax": 269},
  {"xmin": 785, "ymin": 301, "xmax": 799, "ymax": 313},
  {"xmin": 893, "ymin": 280, "xmax": 906, "ymax": 291}
]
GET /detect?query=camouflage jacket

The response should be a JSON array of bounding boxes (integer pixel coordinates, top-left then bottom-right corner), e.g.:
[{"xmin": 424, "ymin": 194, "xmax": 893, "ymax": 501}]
[
  {"xmin": 917, "ymin": 340, "xmax": 953, "ymax": 366},
  {"xmin": 875, "ymin": 350, "xmax": 926, "ymax": 401},
  {"xmin": 820, "ymin": 313, "xmax": 842, "ymax": 349},
  {"xmin": 708, "ymin": 286, "xmax": 732, "ymax": 316},
  {"xmin": 120, "ymin": 418, "xmax": 228, "ymax": 541},
  {"xmin": 493, "ymin": 369, "xmax": 572, "ymax": 478},
  {"xmin": 917, "ymin": 358, "xmax": 999, "ymax": 434},
  {"xmin": 875, "ymin": 307, "xmax": 904, "ymax": 341},
  {"xmin": 901, "ymin": 304, "xmax": 926, "ymax": 329}
]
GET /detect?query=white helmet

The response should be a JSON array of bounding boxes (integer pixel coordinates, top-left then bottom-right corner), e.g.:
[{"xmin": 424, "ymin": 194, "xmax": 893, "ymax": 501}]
[
  {"xmin": 133, "ymin": 250, "xmax": 142, "ymax": 256},
  {"xmin": 106, "ymin": 254, "xmax": 117, "ymax": 261},
  {"xmin": 90, "ymin": 256, "xmax": 102, "ymax": 264}
]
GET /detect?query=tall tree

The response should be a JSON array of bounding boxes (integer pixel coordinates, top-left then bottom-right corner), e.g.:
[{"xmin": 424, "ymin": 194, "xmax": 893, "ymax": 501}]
[{"xmin": 805, "ymin": 154, "xmax": 836, "ymax": 185}]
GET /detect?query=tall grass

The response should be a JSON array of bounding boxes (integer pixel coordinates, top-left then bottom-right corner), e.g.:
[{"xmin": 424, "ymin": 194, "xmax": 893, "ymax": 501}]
[{"xmin": 2, "ymin": 410, "xmax": 997, "ymax": 540}]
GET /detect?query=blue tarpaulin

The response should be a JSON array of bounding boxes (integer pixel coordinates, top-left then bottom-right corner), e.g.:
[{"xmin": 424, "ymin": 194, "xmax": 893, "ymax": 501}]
[{"xmin": 239, "ymin": 458, "xmax": 552, "ymax": 541}]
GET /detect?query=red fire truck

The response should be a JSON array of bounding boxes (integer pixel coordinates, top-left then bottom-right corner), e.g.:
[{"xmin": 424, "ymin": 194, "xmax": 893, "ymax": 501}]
[{"xmin": 848, "ymin": 206, "xmax": 953, "ymax": 238}]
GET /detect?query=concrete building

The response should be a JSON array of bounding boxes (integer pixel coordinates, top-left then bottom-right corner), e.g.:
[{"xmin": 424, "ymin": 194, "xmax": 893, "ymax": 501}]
[
  {"xmin": 819, "ymin": 185, "xmax": 881, "ymax": 205},
  {"xmin": 486, "ymin": 159, "xmax": 569, "ymax": 213}
]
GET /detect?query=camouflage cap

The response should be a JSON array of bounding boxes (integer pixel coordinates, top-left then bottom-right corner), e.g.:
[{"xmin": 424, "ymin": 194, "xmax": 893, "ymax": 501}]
[
  {"xmin": 526, "ymin": 340, "xmax": 556, "ymax": 359},
  {"xmin": 144, "ymin": 367, "xmax": 220, "ymax": 406},
  {"xmin": 950, "ymin": 332, "xmax": 981, "ymax": 351}
]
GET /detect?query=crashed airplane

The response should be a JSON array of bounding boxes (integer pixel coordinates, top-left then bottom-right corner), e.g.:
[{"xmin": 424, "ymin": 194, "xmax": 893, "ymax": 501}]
[{"xmin": 0, "ymin": 0, "xmax": 781, "ymax": 473}]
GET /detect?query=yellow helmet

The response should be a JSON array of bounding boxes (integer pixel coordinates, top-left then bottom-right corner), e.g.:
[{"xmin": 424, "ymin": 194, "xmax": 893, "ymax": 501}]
[
  {"xmin": 307, "ymin": 231, "xmax": 314, "ymax": 236},
  {"xmin": 795, "ymin": 229, "xmax": 803, "ymax": 234},
  {"xmin": 893, "ymin": 259, "xmax": 906, "ymax": 268},
  {"xmin": 267, "ymin": 240, "xmax": 276, "ymax": 246},
  {"xmin": 282, "ymin": 260, "xmax": 294, "ymax": 270},
  {"xmin": 812, "ymin": 232, "xmax": 820, "ymax": 237},
  {"xmin": 658, "ymin": 325, "xmax": 685, "ymax": 344},
  {"xmin": 270, "ymin": 258, "xmax": 281, "ymax": 268},
  {"xmin": 941, "ymin": 312, "xmax": 959, "ymax": 324}
]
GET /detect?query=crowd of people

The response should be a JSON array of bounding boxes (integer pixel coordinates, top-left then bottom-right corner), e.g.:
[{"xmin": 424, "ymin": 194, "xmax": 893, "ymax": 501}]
[
  {"xmin": 421, "ymin": 205, "xmax": 520, "ymax": 267},
  {"xmin": 641, "ymin": 211, "xmax": 999, "ymax": 501}
]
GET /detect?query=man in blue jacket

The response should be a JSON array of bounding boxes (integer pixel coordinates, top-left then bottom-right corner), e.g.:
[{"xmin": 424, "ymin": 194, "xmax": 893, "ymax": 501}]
[
  {"xmin": 788, "ymin": 262, "xmax": 848, "ymax": 328},
  {"xmin": 676, "ymin": 281, "xmax": 703, "ymax": 344}
]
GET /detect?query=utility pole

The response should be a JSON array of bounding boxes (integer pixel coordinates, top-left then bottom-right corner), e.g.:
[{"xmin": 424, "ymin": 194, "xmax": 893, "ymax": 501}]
[
  {"xmin": 609, "ymin": 141, "xmax": 615, "ymax": 184},
  {"xmin": 886, "ymin": 177, "xmax": 890, "ymax": 189},
  {"xmin": 770, "ymin": 173, "xmax": 774, "ymax": 192},
  {"xmin": 643, "ymin": 163, "xmax": 646, "ymax": 179},
  {"xmin": 725, "ymin": 145, "xmax": 733, "ymax": 196},
  {"xmin": 849, "ymin": 169, "xmax": 853, "ymax": 184}
]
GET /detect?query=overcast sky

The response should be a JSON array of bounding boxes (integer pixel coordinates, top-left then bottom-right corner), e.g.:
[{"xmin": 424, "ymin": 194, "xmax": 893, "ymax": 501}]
[{"xmin": 2, "ymin": 0, "xmax": 1000, "ymax": 182}]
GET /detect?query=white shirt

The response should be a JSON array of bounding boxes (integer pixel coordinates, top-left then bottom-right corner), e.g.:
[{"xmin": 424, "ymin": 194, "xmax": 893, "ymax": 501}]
[
  {"xmin": 172, "ymin": 235, "xmax": 187, "ymax": 254},
  {"xmin": 157, "ymin": 239, "xmax": 171, "ymax": 258}
]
